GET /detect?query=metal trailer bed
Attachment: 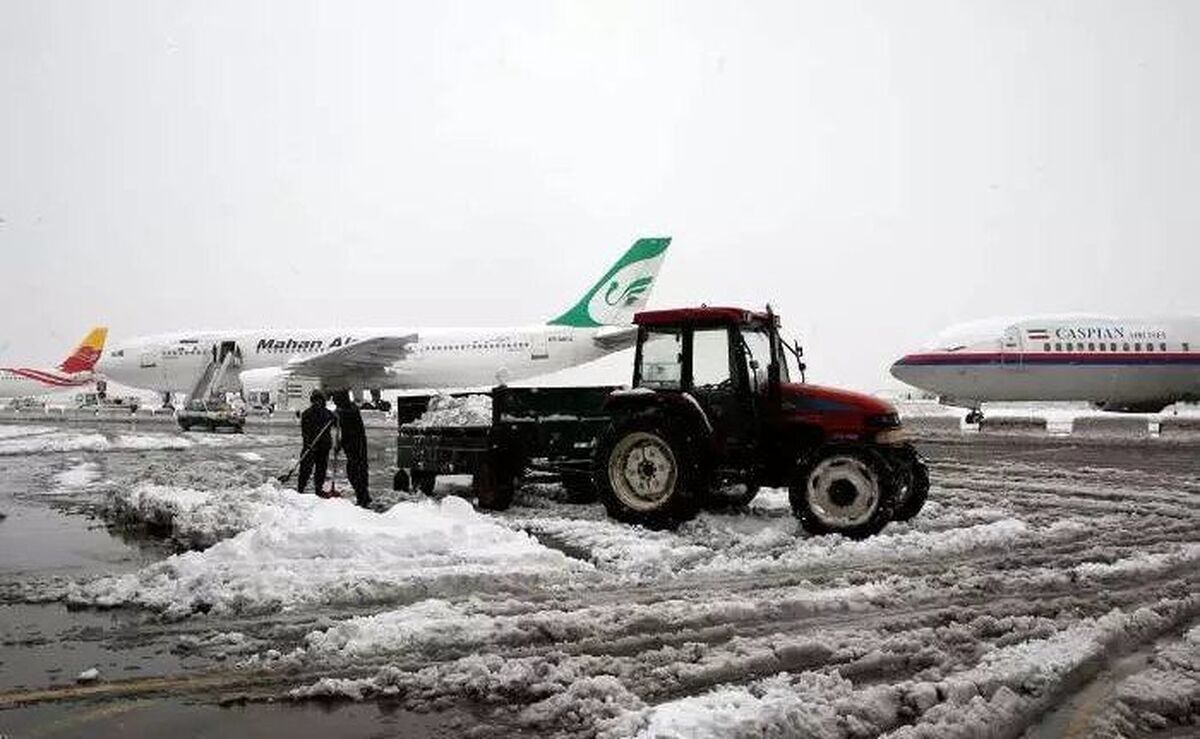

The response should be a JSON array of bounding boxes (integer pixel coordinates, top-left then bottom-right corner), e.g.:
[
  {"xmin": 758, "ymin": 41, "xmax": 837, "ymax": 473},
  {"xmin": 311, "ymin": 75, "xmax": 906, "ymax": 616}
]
[{"xmin": 395, "ymin": 385, "xmax": 617, "ymax": 509}]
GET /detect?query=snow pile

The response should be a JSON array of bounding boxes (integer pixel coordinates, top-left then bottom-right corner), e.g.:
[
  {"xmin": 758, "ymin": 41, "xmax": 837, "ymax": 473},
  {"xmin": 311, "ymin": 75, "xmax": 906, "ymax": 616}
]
[
  {"xmin": 511, "ymin": 514, "xmax": 1032, "ymax": 580},
  {"xmin": 107, "ymin": 481, "xmax": 308, "ymax": 549},
  {"xmin": 516, "ymin": 517, "xmax": 713, "ymax": 579},
  {"xmin": 0, "ymin": 430, "xmax": 238, "ymax": 455},
  {"xmin": 73, "ymin": 495, "xmax": 582, "ymax": 617},
  {"xmin": 600, "ymin": 599, "xmax": 1199, "ymax": 739},
  {"xmin": 0, "ymin": 424, "xmax": 57, "ymax": 439},
  {"xmin": 0, "ymin": 431, "xmax": 110, "ymax": 455},
  {"xmin": 1079, "ymin": 623, "xmax": 1200, "ymax": 736},
  {"xmin": 185, "ymin": 432, "xmax": 292, "ymax": 448},
  {"xmin": 407, "ymin": 393, "xmax": 492, "ymax": 428},
  {"xmin": 601, "ymin": 672, "xmax": 885, "ymax": 739},
  {"xmin": 52, "ymin": 461, "xmax": 102, "ymax": 489},
  {"xmin": 295, "ymin": 579, "xmax": 901, "ymax": 663},
  {"xmin": 120, "ymin": 459, "xmax": 270, "ymax": 491},
  {"xmin": 113, "ymin": 434, "xmax": 193, "ymax": 451},
  {"xmin": 692, "ymin": 517, "xmax": 1032, "ymax": 577}
]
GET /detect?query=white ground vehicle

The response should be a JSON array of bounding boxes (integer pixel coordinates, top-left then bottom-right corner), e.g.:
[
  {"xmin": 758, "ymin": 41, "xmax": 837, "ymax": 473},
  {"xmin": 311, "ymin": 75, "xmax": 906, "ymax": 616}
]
[{"xmin": 74, "ymin": 392, "xmax": 140, "ymax": 413}]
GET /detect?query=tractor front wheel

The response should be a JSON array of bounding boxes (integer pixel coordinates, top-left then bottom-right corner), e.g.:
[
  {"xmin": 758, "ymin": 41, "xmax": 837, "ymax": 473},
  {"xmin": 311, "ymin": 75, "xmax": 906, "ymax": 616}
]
[
  {"xmin": 891, "ymin": 459, "xmax": 930, "ymax": 522},
  {"xmin": 791, "ymin": 447, "xmax": 893, "ymax": 539}
]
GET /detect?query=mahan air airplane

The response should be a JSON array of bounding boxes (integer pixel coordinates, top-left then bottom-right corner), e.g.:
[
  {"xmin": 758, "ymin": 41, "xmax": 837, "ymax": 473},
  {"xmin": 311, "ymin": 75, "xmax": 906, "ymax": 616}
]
[{"xmin": 99, "ymin": 238, "xmax": 671, "ymax": 404}]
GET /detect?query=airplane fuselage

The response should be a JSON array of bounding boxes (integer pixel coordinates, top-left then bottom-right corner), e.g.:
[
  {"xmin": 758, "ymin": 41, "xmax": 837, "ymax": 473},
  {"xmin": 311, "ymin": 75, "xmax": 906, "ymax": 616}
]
[
  {"xmin": 0, "ymin": 368, "xmax": 95, "ymax": 398},
  {"xmin": 892, "ymin": 316, "xmax": 1200, "ymax": 412},
  {"xmin": 100, "ymin": 325, "xmax": 633, "ymax": 395}
]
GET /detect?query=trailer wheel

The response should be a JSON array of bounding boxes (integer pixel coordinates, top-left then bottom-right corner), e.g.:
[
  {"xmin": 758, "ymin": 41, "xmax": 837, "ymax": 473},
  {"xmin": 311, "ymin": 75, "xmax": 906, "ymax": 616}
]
[
  {"xmin": 790, "ymin": 447, "xmax": 893, "ymax": 539},
  {"xmin": 891, "ymin": 459, "xmax": 929, "ymax": 522},
  {"xmin": 411, "ymin": 470, "xmax": 436, "ymax": 496},
  {"xmin": 474, "ymin": 459, "xmax": 516, "ymax": 511},
  {"xmin": 596, "ymin": 421, "xmax": 698, "ymax": 528},
  {"xmin": 393, "ymin": 469, "xmax": 411, "ymax": 492}
]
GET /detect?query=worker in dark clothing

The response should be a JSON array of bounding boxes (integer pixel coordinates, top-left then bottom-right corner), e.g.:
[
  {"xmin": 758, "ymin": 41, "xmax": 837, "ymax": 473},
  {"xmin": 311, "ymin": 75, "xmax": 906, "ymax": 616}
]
[
  {"xmin": 297, "ymin": 390, "xmax": 336, "ymax": 495},
  {"xmin": 332, "ymin": 390, "xmax": 371, "ymax": 508}
]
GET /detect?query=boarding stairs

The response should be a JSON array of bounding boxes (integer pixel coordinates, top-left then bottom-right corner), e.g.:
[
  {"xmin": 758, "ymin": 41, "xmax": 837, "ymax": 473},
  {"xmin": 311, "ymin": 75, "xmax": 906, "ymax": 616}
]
[{"xmin": 186, "ymin": 341, "xmax": 244, "ymax": 406}]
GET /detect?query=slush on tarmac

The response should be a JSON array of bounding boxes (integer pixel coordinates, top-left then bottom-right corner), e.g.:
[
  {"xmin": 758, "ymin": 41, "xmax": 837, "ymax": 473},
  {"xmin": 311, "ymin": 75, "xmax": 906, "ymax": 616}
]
[{"xmin": 0, "ymin": 411, "xmax": 1197, "ymax": 738}]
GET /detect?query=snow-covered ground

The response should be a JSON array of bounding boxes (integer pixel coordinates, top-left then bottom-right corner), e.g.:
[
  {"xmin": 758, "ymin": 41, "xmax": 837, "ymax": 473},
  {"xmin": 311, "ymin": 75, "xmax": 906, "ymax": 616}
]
[{"xmin": 1, "ymin": 421, "xmax": 1197, "ymax": 737}]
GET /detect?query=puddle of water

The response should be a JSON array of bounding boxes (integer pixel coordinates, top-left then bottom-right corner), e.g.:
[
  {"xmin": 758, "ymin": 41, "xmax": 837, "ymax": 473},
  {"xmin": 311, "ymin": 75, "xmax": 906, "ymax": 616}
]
[{"xmin": 0, "ymin": 603, "xmax": 204, "ymax": 693}]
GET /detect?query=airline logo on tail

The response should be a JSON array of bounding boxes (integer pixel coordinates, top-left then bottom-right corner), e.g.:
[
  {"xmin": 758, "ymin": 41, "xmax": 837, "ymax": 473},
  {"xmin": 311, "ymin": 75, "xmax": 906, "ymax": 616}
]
[
  {"xmin": 549, "ymin": 237, "xmax": 671, "ymax": 328},
  {"xmin": 59, "ymin": 327, "xmax": 108, "ymax": 374}
]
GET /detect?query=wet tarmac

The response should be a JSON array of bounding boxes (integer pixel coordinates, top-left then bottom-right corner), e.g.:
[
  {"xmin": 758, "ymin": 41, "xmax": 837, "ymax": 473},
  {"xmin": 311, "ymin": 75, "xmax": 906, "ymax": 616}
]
[{"xmin": 0, "ymin": 420, "xmax": 1196, "ymax": 737}]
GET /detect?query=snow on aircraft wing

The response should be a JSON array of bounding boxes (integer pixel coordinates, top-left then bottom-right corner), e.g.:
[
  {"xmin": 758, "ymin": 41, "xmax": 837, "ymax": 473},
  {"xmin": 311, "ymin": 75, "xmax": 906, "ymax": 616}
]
[{"xmin": 285, "ymin": 335, "xmax": 418, "ymax": 382}]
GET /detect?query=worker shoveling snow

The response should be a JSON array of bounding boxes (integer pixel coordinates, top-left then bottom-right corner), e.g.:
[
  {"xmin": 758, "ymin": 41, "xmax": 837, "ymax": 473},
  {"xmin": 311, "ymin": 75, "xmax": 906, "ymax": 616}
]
[{"xmin": 407, "ymin": 393, "xmax": 492, "ymax": 428}]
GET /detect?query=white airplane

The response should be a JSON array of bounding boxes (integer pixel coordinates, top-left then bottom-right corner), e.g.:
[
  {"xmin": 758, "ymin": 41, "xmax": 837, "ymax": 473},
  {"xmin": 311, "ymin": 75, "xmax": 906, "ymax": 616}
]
[
  {"xmin": 0, "ymin": 327, "xmax": 109, "ymax": 398},
  {"xmin": 99, "ymin": 238, "xmax": 671, "ymax": 404},
  {"xmin": 891, "ymin": 314, "xmax": 1200, "ymax": 422}
]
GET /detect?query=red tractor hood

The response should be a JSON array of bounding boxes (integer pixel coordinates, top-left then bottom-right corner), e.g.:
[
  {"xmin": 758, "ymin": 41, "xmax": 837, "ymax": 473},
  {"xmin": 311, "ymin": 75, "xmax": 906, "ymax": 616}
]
[{"xmin": 779, "ymin": 382, "xmax": 897, "ymax": 419}]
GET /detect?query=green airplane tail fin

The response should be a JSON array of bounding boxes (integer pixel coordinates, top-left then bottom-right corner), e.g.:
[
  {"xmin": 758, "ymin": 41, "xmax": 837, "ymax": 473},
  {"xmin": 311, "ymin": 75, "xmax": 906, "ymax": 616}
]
[{"xmin": 548, "ymin": 237, "xmax": 671, "ymax": 328}]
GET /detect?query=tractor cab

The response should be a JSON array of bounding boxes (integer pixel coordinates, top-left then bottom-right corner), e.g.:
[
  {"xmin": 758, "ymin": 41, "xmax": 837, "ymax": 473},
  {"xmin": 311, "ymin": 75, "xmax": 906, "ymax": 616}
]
[{"xmin": 631, "ymin": 307, "xmax": 789, "ymax": 465}]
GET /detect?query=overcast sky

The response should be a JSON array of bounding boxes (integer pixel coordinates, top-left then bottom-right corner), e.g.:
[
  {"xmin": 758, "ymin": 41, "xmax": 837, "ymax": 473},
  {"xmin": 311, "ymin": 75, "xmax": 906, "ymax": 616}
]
[{"xmin": 2, "ymin": 0, "xmax": 1197, "ymax": 391}]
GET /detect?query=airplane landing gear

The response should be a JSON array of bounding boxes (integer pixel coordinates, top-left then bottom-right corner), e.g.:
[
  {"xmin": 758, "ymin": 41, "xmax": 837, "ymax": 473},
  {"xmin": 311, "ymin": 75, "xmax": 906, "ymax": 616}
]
[
  {"xmin": 965, "ymin": 409, "xmax": 983, "ymax": 425},
  {"xmin": 161, "ymin": 392, "xmax": 175, "ymax": 410}
]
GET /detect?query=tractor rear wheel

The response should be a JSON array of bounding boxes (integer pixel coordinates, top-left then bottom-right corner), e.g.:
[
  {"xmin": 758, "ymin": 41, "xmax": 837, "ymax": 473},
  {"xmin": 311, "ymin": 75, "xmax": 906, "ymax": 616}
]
[
  {"xmin": 595, "ymin": 422, "xmax": 698, "ymax": 528},
  {"xmin": 791, "ymin": 447, "xmax": 893, "ymax": 539}
]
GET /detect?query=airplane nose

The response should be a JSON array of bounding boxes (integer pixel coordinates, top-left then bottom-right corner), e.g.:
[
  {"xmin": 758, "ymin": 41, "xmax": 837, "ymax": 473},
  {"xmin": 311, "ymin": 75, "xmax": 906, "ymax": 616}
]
[{"xmin": 889, "ymin": 355, "xmax": 915, "ymax": 384}]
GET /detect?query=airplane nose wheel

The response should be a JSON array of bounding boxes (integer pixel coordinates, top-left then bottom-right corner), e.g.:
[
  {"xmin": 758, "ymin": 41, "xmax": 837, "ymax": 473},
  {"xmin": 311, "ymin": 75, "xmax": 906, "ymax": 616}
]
[{"xmin": 965, "ymin": 409, "xmax": 983, "ymax": 425}]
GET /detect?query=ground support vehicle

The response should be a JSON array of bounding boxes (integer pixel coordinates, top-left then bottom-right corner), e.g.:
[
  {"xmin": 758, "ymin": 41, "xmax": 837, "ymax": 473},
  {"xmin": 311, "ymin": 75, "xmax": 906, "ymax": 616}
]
[
  {"xmin": 395, "ymin": 386, "xmax": 616, "ymax": 509},
  {"xmin": 395, "ymin": 306, "xmax": 929, "ymax": 538},
  {"xmin": 176, "ymin": 398, "xmax": 247, "ymax": 432},
  {"xmin": 73, "ymin": 392, "xmax": 140, "ymax": 414}
]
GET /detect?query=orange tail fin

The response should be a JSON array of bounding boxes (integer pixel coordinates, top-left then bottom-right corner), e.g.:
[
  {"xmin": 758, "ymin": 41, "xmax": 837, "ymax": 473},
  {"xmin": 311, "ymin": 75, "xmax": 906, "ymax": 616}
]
[{"xmin": 59, "ymin": 327, "xmax": 108, "ymax": 374}]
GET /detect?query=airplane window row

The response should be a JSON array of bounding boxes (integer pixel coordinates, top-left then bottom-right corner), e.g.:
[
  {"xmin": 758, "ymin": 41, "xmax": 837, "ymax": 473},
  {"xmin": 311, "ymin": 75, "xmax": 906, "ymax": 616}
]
[
  {"xmin": 1042, "ymin": 342, "xmax": 1180, "ymax": 352},
  {"xmin": 424, "ymin": 342, "xmax": 531, "ymax": 351}
]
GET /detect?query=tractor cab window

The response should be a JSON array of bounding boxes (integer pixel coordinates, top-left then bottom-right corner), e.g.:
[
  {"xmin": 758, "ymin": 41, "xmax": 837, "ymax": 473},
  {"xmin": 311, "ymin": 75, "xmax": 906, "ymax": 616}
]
[
  {"xmin": 639, "ymin": 328, "xmax": 683, "ymax": 389},
  {"xmin": 740, "ymin": 328, "xmax": 774, "ymax": 389},
  {"xmin": 692, "ymin": 328, "xmax": 732, "ymax": 389}
]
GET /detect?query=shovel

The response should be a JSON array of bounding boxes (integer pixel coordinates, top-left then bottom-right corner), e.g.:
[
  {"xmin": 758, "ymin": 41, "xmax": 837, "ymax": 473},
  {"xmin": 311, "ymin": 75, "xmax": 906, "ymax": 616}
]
[
  {"xmin": 318, "ymin": 448, "xmax": 341, "ymax": 499},
  {"xmin": 276, "ymin": 419, "xmax": 335, "ymax": 484}
]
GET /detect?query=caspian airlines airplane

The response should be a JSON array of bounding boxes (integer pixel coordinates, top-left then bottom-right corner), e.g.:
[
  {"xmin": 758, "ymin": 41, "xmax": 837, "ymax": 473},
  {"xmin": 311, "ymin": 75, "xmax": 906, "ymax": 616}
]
[
  {"xmin": 891, "ymin": 315, "xmax": 1200, "ymax": 421},
  {"xmin": 99, "ymin": 238, "xmax": 671, "ymax": 402},
  {"xmin": 0, "ymin": 327, "xmax": 109, "ymax": 398}
]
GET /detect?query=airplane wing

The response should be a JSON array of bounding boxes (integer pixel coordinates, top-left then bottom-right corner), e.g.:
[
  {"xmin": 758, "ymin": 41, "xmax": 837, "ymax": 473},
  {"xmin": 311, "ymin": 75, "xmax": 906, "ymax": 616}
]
[
  {"xmin": 284, "ymin": 335, "xmax": 418, "ymax": 386},
  {"xmin": 592, "ymin": 326, "xmax": 637, "ymax": 350}
]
